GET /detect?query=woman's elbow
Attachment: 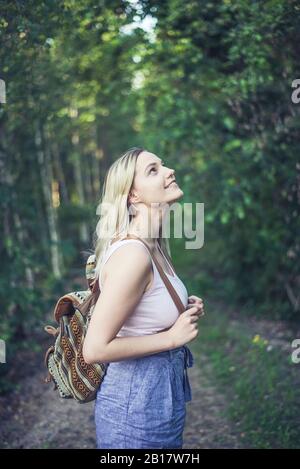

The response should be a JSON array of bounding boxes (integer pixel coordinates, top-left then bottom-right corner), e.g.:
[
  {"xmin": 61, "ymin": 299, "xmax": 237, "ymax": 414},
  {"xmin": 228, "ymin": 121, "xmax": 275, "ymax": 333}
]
[
  {"xmin": 82, "ymin": 341, "xmax": 106, "ymax": 364},
  {"xmin": 82, "ymin": 342, "xmax": 97, "ymax": 364},
  {"xmin": 83, "ymin": 354, "xmax": 95, "ymax": 365}
]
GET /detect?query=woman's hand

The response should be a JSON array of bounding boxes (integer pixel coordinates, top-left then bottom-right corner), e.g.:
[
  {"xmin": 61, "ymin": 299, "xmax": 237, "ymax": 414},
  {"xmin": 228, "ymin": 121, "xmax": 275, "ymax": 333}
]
[
  {"xmin": 187, "ymin": 295, "xmax": 205, "ymax": 318},
  {"xmin": 165, "ymin": 296, "xmax": 205, "ymax": 348}
]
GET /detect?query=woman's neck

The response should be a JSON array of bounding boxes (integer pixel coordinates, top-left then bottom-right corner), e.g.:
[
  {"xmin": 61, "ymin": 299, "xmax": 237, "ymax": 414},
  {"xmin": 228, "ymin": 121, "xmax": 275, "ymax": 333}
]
[
  {"xmin": 127, "ymin": 227, "xmax": 160, "ymax": 251},
  {"xmin": 128, "ymin": 216, "xmax": 161, "ymax": 251},
  {"xmin": 127, "ymin": 202, "xmax": 171, "ymax": 251}
]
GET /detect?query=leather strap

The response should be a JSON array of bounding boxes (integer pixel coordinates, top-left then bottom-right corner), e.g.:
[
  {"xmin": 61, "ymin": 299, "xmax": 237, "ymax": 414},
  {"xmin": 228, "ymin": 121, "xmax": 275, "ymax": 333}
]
[
  {"xmin": 80, "ymin": 235, "xmax": 186, "ymax": 317},
  {"xmin": 124, "ymin": 235, "xmax": 186, "ymax": 314}
]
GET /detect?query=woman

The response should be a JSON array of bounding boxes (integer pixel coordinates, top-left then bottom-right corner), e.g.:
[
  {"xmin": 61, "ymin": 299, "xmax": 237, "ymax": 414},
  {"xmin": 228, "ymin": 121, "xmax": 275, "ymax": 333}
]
[{"xmin": 83, "ymin": 147, "xmax": 204, "ymax": 449}]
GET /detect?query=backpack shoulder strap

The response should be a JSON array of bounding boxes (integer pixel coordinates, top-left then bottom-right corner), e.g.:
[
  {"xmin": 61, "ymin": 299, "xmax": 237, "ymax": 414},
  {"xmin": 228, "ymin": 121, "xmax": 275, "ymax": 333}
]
[
  {"xmin": 125, "ymin": 235, "xmax": 186, "ymax": 314},
  {"xmin": 86, "ymin": 254, "xmax": 96, "ymax": 290},
  {"xmin": 80, "ymin": 236, "xmax": 186, "ymax": 316}
]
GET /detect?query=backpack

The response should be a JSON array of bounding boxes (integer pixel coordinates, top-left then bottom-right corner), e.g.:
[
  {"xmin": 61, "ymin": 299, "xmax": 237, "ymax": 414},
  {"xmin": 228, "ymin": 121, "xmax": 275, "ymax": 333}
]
[
  {"xmin": 43, "ymin": 253, "xmax": 106, "ymax": 403},
  {"xmin": 43, "ymin": 235, "xmax": 186, "ymax": 403}
]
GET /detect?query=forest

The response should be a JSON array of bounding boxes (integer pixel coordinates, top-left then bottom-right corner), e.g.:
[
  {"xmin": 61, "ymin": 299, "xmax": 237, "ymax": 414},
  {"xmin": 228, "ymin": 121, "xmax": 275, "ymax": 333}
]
[{"xmin": 0, "ymin": 0, "xmax": 299, "ymax": 449}]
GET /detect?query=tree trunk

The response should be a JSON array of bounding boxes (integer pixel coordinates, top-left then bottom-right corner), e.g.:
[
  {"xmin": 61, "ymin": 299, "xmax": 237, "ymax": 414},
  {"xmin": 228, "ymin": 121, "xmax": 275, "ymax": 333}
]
[
  {"xmin": 52, "ymin": 140, "xmax": 69, "ymax": 204},
  {"xmin": 91, "ymin": 125, "xmax": 101, "ymax": 200},
  {"xmin": 13, "ymin": 209, "xmax": 34, "ymax": 289},
  {"xmin": 72, "ymin": 130, "xmax": 89, "ymax": 244},
  {"xmin": 35, "ymin": 123, "xmax": 62, "ymax": 279}
]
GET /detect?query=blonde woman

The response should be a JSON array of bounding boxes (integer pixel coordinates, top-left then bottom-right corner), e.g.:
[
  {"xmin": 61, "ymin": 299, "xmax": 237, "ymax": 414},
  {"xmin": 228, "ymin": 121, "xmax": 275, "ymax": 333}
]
[{"xmin": 83, "ymin": 147, "xmax": 204, "ymax": 449}]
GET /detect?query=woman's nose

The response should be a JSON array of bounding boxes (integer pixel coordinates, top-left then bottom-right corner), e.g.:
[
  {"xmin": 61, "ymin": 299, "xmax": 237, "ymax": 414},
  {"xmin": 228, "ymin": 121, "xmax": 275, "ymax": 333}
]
[{"xmin": 166, "ymin": 167, "xmax": 175, "ymax": 177}]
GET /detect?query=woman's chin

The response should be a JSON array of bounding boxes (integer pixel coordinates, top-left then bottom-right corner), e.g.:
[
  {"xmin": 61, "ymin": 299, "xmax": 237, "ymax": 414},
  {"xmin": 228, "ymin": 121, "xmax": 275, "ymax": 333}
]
[{"xmin": 168, "ymin": 188, "xmax": 184, "ymax": 203}]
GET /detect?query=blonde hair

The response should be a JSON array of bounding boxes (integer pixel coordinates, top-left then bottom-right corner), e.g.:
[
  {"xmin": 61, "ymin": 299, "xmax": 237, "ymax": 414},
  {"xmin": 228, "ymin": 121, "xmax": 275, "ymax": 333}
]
[{"xmin": 91, "ymin": 146, "xmax": 173, "ymax": 281}]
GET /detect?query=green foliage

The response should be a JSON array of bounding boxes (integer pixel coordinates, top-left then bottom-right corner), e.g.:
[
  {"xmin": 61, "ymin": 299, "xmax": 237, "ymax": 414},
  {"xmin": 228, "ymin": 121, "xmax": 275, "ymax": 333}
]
[
  {"xmin": 138, "ymin": 0, "xmax": 300, "ymax": 319},
  {"xmin": 194, "ymin": 302, "xmax": 300, "ymax": 448},
  {"xmin": 0, "ymin": 0, "xmax": 299, "ymax": 398}
]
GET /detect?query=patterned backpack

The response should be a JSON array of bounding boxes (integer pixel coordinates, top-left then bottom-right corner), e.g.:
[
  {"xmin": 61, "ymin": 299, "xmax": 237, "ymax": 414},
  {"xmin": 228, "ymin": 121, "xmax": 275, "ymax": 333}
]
[
  {"xmin": 43, "ymin": 235, "xmax": 186, "ymax": 403},
  {"xmin": 43, "ymin": 254, "xmax": 106, "ymax": 403}
]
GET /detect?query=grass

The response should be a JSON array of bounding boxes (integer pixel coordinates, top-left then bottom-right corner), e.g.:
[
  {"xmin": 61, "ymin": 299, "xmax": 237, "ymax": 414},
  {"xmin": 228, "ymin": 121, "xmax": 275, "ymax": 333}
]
[{"xmin": 192, "ymin": 299, "xmax": 300, "ymax": 448}]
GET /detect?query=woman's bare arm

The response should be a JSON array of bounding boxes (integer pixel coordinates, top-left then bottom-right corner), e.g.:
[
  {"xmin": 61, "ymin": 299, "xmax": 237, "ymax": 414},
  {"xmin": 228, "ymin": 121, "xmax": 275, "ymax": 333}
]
[{"xmin": 82, "ymin": 244, "xmax": 175, "ymax": 364}]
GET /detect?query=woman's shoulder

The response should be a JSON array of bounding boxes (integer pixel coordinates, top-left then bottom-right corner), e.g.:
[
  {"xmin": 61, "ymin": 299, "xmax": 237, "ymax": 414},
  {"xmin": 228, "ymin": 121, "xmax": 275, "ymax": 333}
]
[
  {"xmin": 108, "ymin": 237, "xmax": 151, "ymax": 254},
  {"xmin": 106, "ymin": 238, "xmax": 151, "ymax": 263},
  {"xmin": 100, "ymin": 238, "xmax": 152, "ymax": 289}
]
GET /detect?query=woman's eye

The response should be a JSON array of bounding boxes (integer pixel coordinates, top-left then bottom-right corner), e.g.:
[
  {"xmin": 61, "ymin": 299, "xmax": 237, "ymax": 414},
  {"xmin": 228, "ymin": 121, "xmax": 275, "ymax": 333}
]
[{"xmin": 149, "ymin": 161, "xmax": 164, "ymax": 173}]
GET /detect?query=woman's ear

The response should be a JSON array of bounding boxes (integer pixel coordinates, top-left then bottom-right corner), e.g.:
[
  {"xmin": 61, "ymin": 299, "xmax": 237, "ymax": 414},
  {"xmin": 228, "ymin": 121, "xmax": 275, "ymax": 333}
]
[
  {"xmin": 128, "ymin": 190, "xmax": 139, "ymax": 205},
  {"xmin": 127, "ymin": 192, "xmax": 133, "ymax": 206}
]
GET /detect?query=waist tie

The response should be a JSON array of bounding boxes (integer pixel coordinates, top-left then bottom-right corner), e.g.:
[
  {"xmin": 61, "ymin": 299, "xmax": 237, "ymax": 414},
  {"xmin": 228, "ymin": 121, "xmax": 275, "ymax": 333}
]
[{"xmin": 182, "ymin": 345, "xmax": 194, "ymax": 402}]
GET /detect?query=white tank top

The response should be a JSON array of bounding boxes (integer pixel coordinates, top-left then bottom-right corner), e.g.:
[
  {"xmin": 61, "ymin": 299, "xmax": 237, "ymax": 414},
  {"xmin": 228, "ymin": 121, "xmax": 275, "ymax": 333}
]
[{"xmin": 98, "ymin": 239, "xmax": 189, "ymax": 337}]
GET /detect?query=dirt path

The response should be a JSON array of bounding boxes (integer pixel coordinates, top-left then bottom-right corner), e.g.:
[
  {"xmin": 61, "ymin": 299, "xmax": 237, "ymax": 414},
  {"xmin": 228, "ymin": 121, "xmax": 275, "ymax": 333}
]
[
  {"xmin": 0, "ymin": 337, "xmax": 243, "ymax": 449},
  {"xmin": 2, "ymin": 289, "xmax": 297, "ymax": 449},
  {"xmin": 183, "ymin": 350, "xmax": 243, "ymax": 449},
  {"xmin": 0, "ymin": 274, "xmax": 246, "ymax": 449}
]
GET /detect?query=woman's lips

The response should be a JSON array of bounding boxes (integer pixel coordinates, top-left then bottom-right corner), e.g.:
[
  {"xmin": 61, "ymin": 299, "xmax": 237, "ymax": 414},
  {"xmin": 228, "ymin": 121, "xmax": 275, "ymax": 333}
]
[{"xmin": 166, "ymin": 181, "xmax": 178, "ymax": 188}]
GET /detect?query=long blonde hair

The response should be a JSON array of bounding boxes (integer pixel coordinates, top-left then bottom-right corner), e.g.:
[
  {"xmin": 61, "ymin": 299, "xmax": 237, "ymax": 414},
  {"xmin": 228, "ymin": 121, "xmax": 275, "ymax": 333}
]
[{"xmin": 92, "ymin": 146, "xmax": 173, "ymax": 281}]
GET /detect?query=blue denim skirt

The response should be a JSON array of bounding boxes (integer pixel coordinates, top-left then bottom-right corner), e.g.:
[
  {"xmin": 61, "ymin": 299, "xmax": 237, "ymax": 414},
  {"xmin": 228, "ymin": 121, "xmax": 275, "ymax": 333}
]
[{"xmin": 94, "ymin": 345, "xmax": 194, "ymax": 449}]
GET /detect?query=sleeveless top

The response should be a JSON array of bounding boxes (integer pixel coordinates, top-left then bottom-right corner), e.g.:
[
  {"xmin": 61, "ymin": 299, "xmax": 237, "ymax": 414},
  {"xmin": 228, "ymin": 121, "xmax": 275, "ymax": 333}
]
[{"xmin": 98, "ymin": 239, "xmax": 189, "ymax": 337}]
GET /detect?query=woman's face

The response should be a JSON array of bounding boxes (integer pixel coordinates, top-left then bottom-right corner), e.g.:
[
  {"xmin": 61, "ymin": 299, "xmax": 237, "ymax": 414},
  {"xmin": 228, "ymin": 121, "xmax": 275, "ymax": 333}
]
[{"xmin": 130, "ymin": 150, "xmax": 183, "ymax": 206}]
